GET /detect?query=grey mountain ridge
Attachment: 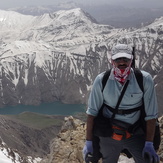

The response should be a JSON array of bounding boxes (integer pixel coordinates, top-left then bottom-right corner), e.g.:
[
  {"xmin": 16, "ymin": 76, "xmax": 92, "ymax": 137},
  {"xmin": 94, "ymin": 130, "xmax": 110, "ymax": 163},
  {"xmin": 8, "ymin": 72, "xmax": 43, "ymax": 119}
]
[{"xmin": 5, "ymin": 3, "xmax": 163, "ymax": 28}]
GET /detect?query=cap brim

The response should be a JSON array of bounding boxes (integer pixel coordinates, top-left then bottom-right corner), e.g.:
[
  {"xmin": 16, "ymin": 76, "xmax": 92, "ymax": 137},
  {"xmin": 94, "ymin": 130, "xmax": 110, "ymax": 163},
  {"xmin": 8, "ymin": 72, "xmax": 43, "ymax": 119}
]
[{"xmin": 112, "ymin": 53, "xmax": 132, "ymax": 60}]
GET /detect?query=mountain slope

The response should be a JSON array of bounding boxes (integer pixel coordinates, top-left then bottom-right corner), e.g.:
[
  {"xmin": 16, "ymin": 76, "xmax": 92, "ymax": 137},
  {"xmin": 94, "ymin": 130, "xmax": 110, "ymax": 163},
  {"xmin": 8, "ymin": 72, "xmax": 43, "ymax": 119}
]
[
  {"xmin": 0, "ymin": 112, "xmax": 64, "ymax": 162},
  {"xmin": 0, "ymin": 10, "xmax": 34, "ymax": 30},
  {"xmin": 0, "ymin": 8, "xmax": 118, "ymax": 107}
]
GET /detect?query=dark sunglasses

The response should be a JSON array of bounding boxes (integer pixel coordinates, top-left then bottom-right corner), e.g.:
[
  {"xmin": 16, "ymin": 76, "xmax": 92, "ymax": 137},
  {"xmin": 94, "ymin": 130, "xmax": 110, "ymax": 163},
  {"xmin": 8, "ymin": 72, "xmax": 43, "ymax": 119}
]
[{"xmin": 114, "ymin": 57, "xmax": 131, "ymax": 63}]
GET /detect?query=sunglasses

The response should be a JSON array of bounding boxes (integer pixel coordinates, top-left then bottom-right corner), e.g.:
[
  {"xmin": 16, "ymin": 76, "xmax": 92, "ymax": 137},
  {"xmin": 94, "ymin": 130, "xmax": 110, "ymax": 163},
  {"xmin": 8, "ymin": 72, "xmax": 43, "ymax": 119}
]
[{"xmin": 114, "ymin": 57, "xmax": 131, "ymax": 63}]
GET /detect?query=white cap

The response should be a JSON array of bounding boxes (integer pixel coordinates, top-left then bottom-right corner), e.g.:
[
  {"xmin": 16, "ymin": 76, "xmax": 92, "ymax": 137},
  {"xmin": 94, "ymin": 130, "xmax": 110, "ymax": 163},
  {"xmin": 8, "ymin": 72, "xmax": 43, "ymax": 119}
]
[{"xmin": 111, "ymin": 44, "xmax": 133, "ymax": 60}]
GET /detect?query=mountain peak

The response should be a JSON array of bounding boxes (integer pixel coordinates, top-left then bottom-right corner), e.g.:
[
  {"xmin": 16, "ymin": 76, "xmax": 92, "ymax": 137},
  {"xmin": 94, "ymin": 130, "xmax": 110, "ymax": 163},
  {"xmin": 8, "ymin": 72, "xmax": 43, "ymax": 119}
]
[
  {"xmin": 49, "ymin": 8, "xmax": 98, "ymax": 24},
  {"xmin": 57, "ymin": 1, "xmax": 79, "ymax": 9}
]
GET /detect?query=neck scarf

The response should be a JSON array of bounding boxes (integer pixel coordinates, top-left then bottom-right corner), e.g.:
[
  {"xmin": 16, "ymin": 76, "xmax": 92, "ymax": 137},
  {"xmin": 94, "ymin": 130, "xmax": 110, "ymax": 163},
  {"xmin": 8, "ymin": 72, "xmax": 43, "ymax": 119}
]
[{"xmin": 113, "ymin": 61, "xmax": 132, "ymax": 84}]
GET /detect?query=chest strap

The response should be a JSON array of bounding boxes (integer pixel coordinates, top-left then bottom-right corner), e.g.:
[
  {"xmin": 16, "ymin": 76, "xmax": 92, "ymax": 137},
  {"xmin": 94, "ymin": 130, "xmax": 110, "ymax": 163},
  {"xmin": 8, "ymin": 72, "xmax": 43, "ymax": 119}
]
[{"xmin": 104, "ymin": 104, "xmax": 142, "ymax": 115}]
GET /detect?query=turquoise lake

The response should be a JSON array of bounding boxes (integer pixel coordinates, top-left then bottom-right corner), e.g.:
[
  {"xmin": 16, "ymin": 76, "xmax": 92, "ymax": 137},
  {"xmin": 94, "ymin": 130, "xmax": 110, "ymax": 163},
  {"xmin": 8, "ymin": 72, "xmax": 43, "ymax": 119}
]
[{"xmin": 0, "ymin": 102, "xmax": 86, "ymax": 115}]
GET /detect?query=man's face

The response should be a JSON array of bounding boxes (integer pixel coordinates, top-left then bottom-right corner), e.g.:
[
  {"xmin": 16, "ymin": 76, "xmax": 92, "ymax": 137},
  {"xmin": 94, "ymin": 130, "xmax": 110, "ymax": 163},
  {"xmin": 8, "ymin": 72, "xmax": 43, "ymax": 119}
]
[{"xmin": 112, "ymin": 57, "xmax": 132, "ymax": 69}]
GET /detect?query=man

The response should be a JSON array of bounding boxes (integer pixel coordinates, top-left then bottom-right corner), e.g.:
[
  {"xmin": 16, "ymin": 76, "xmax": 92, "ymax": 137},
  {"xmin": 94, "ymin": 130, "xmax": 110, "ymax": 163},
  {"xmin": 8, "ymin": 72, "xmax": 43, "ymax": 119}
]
[{"xmin": 83, "ymin": 44, "xmax": 159, "ymax": 163}]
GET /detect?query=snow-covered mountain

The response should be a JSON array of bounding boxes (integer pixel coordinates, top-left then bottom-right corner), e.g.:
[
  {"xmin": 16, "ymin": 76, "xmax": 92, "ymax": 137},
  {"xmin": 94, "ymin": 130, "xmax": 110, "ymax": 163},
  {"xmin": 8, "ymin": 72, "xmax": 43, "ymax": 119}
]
[
  {"xmin": 0, "ymin": 8, "xmax": 163, "ymax": 116},
  {"xmin": 0, "ymin": 8, "xmax": 112, "ymax": 43},
  {"xmin": 0, "ymin": 8, "xmax": 115, "ymax": 106}
]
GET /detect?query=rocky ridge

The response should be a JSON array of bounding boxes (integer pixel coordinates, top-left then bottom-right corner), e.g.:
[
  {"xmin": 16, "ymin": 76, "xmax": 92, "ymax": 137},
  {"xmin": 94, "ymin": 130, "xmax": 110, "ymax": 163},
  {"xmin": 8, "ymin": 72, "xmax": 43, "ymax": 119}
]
[{"xmin": 40, "ymin": 116, "xmax": 163, "ymax": 163}]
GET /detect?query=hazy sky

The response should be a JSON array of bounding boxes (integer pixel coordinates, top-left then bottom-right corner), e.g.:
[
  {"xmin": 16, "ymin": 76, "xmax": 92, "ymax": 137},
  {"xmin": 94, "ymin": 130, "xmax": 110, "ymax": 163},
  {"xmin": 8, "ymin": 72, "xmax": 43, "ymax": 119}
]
[{"xmin": 1, "ymin": 0, "xmax": 163, "ymax": 9}]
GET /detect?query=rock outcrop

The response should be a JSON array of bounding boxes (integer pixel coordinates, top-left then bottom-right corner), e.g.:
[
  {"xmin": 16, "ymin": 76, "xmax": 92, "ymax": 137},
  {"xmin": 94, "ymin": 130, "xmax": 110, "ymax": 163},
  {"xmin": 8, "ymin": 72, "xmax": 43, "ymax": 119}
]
[
  {"xmin": 41, "ymin": 116, "xmax": 85, "ymax": 163},
  {"xmin": 41, "ymin": 116, "xmax": 163, "ymax": 163}
]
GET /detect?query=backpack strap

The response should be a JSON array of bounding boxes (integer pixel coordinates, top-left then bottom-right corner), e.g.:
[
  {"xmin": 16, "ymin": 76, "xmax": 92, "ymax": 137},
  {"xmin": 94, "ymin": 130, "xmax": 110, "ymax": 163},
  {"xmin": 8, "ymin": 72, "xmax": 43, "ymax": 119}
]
[
  {"xmin": 111, "ymin": 80, "xmax": 129, "ymax": 119},
  {"xmin": 133, "ymin": 68, "xmax": 144, "ymax": 92},
  {"xmin": 102, "ymin": 69, "xmax": 111, "ymax": 92},
  {"xmin": 104, "ymin": 104, "xmax": 142, "ymax": 115}
]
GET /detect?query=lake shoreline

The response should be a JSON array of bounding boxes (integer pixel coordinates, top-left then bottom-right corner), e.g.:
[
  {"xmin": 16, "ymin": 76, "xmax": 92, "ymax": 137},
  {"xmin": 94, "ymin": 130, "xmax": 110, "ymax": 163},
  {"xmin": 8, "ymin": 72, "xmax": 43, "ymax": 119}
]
[{"xmin": 0, "ymin": 101, "xmax": 86, "ymax": 115}]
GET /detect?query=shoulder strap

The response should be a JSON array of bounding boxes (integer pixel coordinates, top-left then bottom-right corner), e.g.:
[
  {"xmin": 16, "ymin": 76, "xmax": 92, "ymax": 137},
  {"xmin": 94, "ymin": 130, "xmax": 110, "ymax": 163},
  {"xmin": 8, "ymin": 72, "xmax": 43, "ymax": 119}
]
[
  {"xmin": 111, "ymin": 80, "xmax": 129, "ymax": 119},
  {"xmin": 134, "ymin": 68, "xmax": 146, "ymax": 117},
  {"xmin": 97, "ymin": 70, "xmax": 111, "ymax": 117},
  {"xmin": 134, "ymin": 68, "xmax": 144, "ymax": 92},
  {"xmin": 102, "ymin": 69, "xmax": 111, "ymax": 92}
]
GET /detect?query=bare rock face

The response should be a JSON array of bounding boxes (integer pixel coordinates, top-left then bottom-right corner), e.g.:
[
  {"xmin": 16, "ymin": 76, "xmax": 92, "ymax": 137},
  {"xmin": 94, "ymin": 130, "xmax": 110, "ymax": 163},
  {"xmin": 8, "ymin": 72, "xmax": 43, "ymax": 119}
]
[
  {"xmin": 158, "ymin": 116, "xmax": 163, "ymax": 160},
  {"xmin": 41, "ymin": 116, "xmax": 163, "ymax": 163},
  {"xmin": 41, "ymin": 116, "xmax": 86, "ymax": 163}
]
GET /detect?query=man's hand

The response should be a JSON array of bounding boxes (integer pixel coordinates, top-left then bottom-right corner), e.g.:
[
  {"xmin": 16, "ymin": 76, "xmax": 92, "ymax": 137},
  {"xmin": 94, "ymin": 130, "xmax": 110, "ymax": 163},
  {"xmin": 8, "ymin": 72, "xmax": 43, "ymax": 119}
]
[
  {"xmin": 82, "ymin": 140, "xmax": 93, "ymax": 161},
  {"xmin": 142, "ymin": 141, "xmax": 160, "ymax": 163}
]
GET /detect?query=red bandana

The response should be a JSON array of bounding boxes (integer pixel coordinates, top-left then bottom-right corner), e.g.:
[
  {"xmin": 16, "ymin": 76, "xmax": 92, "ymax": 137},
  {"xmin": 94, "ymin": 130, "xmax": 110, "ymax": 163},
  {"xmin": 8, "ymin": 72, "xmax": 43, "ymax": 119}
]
[{"xmin": 113, "ymin": 61, "xmax": 132, "ymax": 84}]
